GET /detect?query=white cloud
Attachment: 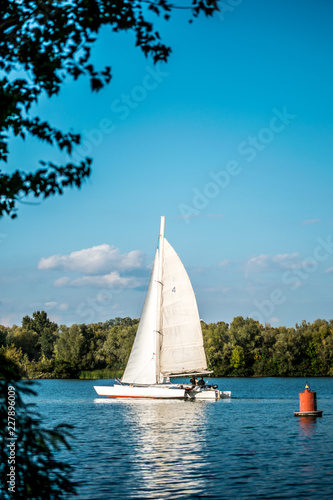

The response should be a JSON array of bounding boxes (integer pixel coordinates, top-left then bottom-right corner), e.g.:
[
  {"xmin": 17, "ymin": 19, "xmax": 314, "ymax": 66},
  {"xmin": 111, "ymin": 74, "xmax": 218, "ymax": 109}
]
[
  {"xmin": 38, "ymin": 244, "xmax": 146, "ymax": 274},
  {"xmin": 45, "ymin": 301, "xmax": 57, "ymax": 309},
  {"xmin": 272, "ymin": 253, "xmax": 301, "ymax": 269},
  {"xmin": 54, "ymin": 277, "xmax": 70, "ymax": 287},
  {"xmin": 325, "ymin": 267, "xmax": 333, "ymax": 274},
  {"xmin": 246, "ymin": 253, "xmax": 301, "ymax": 275},
  {"xmin": 54, "ymin": 272, "xmax": 140, "ymax": 289},
  {"xmin": 58, "ymin": 303, "xmax": 69, "ymax": 311},
  {"xmin": 219, "ymin": 259, "xmax": 230, "ymax": 267},
  {"xmin": 302, "ymin": 218, "xmax": 321, "ymax": 225},
  {"xmin": 44, "ymin": 301, "xmax": 69, "ymax": 311}
]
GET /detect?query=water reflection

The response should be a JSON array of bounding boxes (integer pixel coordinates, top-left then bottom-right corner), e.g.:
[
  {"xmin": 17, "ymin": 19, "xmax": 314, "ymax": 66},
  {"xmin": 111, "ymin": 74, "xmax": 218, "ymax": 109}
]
[
  {"xmin": 34, "ymin": 380, "xmax": 333, "ymax": 499},
  {"xmin": 97, "ymin": 399, "xmax": 210, "ymax": 498},
  {"xmin": 297, "ymin": 416, "xmax": 318, "ymax": 436}
]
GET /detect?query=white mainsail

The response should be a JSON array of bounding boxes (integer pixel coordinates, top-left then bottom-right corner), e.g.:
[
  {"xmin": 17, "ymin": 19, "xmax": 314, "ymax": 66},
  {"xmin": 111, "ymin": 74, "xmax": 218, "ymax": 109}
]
[
  {"xmin": 122, "ymin": 218, "xmax": 207, "ymax": 385},
  {"xmin": 159, "ymin": 238, "xmax": 207, "ymax": 376}
]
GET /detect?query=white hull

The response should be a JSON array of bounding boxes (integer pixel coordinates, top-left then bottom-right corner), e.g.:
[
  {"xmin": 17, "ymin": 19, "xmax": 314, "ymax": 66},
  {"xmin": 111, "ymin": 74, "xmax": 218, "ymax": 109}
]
[
  {"xmin": 184, "ymin": 387, "xmax": 231, "ymax": 400},
  {"xmin": 94, "ymin": 384, "xmax": 185, "ymax": 399},
  {"xmin": 94, "ymin": 384, "xmax": 231, "ymax": 400},
  {"xmin": 219, "ymin": 391, "xmax": 231, "ymax": 399}
]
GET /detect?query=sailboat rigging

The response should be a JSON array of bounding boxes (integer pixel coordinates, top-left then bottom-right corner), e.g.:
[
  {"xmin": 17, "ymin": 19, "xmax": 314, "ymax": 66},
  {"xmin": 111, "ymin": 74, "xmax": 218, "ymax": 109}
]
[{"xmin": 94, "ymin": 216, "xmax": 231, "ymax": 400}]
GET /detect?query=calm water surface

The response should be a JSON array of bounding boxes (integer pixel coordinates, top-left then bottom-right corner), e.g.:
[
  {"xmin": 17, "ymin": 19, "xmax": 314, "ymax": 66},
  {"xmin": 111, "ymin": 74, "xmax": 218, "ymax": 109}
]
[{"xmin": 25, "ymin": 378, "xmax": 333, "ymax": 499}]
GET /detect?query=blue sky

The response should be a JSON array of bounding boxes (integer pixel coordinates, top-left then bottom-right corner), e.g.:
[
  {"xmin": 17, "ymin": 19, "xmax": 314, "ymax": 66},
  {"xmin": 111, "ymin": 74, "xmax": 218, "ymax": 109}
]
[{"xmin": 1, "ymin": 0, "xmax": 333, "ymax": 328}]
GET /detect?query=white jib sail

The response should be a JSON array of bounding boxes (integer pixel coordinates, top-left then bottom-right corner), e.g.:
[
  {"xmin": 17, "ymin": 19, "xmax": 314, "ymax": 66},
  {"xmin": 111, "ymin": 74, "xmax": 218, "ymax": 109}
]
[
  {"xmin": 159, "ymin": 238, "xmax": 207, "ymax": 376},
  {"xmin": 122, "ymin": 250, "xmax": 159, "ymax": 385}
]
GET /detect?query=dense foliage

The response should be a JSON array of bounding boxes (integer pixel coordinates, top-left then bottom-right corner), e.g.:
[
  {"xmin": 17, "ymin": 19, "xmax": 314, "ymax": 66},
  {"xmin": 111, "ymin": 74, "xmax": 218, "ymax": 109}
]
[
  {"xmin": 0, "ymin": 0, "xmax": 218, "ymax": 218},
  {"xmin": 1, "ymin": 311, "xmax": 333, "ymax": 378}
]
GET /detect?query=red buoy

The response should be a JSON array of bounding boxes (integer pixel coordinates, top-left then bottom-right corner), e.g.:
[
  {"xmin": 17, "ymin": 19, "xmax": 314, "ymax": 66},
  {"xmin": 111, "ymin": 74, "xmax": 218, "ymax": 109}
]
[{"xmin": 294, "ymin": 383, "xmax": 323, "ymax": 417}]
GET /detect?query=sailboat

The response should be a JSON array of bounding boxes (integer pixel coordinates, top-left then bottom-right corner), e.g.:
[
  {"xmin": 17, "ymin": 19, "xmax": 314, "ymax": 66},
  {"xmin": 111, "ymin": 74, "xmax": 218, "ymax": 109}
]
[{"xmin": 94, "ymin": 217, "xmax": 231, "ymax": 400}]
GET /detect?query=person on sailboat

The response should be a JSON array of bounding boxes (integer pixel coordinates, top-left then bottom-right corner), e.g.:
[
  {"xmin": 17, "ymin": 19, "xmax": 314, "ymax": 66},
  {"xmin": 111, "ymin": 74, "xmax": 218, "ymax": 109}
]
[
  {"xmin": 190, "ymin": 376, "xmax": 197, "ymax": 387},
  {"xmin": 198, "ymin": 377, "xmax": 205, "ymax": 388}
]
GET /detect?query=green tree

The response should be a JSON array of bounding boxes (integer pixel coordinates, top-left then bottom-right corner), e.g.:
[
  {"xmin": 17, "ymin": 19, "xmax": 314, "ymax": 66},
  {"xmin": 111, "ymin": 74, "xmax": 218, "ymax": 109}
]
[
  {"xmin": 54, "ymin": 325, "xmax": 83, "ymax": 367},
  {"xmin": 230, "ymin": 345, "xmax": 245, "ymax": 370},
  {"xmin": 39, "ymin": 327, "xmax": 57, "ymax": 359},
  {"xmin": 6, "ymin": 328, "xmax": 40, "ymax": 361},
  {"xmin": 54, "ymin": 323, "xmax": 95, "ymax": 372},
  {"xmin": 321, "ymin": 334, "xmax": 333, "ymax": 376},
  {"xmin": 252, "ymin": 324, "xmax": 278, "ymax": 376},
  {"xmin": 22, "ymin": 310, "xmax": 57, "ymax": 336},
  {"xmin": 272, "ymin": 326, "xmax": 305, "ymax": 376},
  {"xmin": 229, "ymin": 316, "xmax": 262, "ymax": 373},
  {"xmin": 0, "ymin": 0, "xmax": 219, "ymax": 218},
  {"xmin": 0, "ymin": 326, "xmax": 7, "ymax": 348},
  {"xmin": 202, "ymin": 321, "xmax": 231, "ymax": 375},
  {"xmin": 22, "ymin": 311, "xmax": 58, "ymax": 359},
  {"xmin": 4, "ymin": 314, "xmax": 333, "ymax": 379},
  {"xmin": 0, "ymin": 344, "xmax": 25, "ymax": 369},
  {"xmin": 100, "ymin": 323, "xmax": 137, "ymax": 369}
]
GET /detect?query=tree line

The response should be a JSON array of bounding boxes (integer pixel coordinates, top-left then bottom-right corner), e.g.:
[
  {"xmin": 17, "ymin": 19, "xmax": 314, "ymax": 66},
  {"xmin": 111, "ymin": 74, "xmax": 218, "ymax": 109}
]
[{"xmin": 1, "ymin": 311, "xmax": 333, "ymax": 379}]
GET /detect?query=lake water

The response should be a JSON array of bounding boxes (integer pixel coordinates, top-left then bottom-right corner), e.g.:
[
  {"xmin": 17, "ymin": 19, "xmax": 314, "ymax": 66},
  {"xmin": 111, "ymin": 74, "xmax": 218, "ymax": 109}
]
[{"xmin": 25, "ymin": 378, "xmax": 333, "ymax": 499}]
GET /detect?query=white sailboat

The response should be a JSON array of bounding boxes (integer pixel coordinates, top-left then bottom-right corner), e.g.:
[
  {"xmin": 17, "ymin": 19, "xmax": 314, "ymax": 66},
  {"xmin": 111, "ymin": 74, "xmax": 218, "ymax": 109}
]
[{"xmin": 94, "ymin": 217, "xmax": 231, "ymax": 400}]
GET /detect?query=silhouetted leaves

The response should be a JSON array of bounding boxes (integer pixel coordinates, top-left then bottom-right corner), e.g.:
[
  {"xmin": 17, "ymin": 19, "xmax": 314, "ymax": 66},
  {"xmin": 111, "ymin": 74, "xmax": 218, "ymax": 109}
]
[
  {"xmin": 0, "ymin": 353, "xmax": 77, "ymax": 498},
  {"xmin": 0, "ymin": 1, "xmax": 219, "ymax": 217}
]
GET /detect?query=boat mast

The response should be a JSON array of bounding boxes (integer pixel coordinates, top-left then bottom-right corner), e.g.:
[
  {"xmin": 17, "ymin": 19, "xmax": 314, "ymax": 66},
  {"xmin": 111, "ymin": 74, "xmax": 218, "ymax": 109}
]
[{"xmin": 156, "ymin": 216, "xmax": 165, "ymax": 384}]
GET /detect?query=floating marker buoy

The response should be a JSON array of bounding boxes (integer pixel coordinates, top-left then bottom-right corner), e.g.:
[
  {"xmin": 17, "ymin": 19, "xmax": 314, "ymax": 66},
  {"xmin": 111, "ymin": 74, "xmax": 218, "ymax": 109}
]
[{"xmin": 294, "ymin": 382, "xmax": 323, "ymax": 417}]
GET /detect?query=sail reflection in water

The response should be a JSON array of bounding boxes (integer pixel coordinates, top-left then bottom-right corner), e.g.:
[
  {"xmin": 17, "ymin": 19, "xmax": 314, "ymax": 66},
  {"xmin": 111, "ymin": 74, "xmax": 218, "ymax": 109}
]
[
  {"xmin": 96, "ymin": 399, "xmax": 210, "ymax": 498},
  {"xmin": 126, "ymin": 400, "xmax": 209, "ymax": 498}
]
